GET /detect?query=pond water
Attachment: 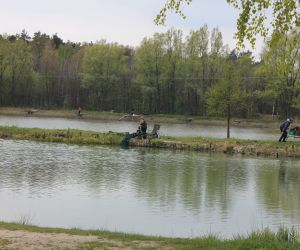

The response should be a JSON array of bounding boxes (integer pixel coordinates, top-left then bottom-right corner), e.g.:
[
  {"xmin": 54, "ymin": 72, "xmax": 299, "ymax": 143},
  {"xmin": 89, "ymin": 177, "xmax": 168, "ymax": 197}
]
[
  {"xmin": 0, "ymin": 139, "xmax": 300, "ymax": 238},
  {"xmin": 0, "ymin": 115, "xmax": 278, "ymax": 140}
]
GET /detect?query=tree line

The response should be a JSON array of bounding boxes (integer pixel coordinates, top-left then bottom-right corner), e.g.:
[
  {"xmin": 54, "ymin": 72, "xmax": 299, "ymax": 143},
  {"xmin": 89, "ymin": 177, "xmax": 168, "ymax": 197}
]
[{"xmin": 0, "ymin": 28, "xmax": 299, "ymax": 119}]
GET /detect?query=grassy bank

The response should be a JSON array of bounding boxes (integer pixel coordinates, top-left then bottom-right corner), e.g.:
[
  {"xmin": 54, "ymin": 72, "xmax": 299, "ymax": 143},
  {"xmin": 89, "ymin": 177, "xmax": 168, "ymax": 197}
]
[
  {"xmin": 0, "ymin": 106, "xmax": 280, "ymax": 128},
  {"xmin": 0, "ymin": 222, "xmax": 299, "ymax": 249},
  {"xmin": 0, "ymin": 126, "xmax": 123, "ymax": 145},
  {"xmin": 1, "ymin": 126, "xmax": 300, "ymax": 158}
]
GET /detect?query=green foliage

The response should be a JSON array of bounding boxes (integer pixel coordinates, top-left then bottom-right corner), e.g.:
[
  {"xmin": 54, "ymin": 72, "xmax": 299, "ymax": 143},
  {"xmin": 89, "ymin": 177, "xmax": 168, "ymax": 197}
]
[
  {"xmin": 1, "ymin": 39, "xmax": 34, "ymax": 106},
  {"xmin": 135, "ymin": 33, "xmax": 165, "ymax": 113},
  {"xmin": 207, "ymin": 71, "xmax": 241, "ymax": 117},
  {"xmin": 207, "ymin": 60, "xmax": 246, "ymax": 137},
  {"xmin": 81, "ymin": 41, "xmax": 130, "ymax": 110},
  {"xmin": 155, "ymin": 0, "xmax": 193, "ymax": 25},
  {"xmin": 0, "ymin": 28, "xmax": 297, "ymax": 118},
  {"xmin": 259, "ymin": 29, "xmax": 300, "ymax": 117},
  {"xmin": 156, "ymin": 0, "xmax": 300, "ymax": 48}
]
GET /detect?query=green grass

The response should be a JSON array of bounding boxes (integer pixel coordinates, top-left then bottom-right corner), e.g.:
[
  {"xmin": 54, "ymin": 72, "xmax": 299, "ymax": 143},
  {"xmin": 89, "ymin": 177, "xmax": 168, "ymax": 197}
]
[
  {"xmin": 0, "ymin": 239, "xmax": 10, "ymax": 248},
  {"xmin": 0, "ymin": 126, "xmax": 124, "ymax": 145},
  {"xmin": 1, "ymin": 125, "xmax": 300, "ymax": 158},
  {"xmin": 0, "ymin": 222, "xmax": 300, "ymax": 249}
]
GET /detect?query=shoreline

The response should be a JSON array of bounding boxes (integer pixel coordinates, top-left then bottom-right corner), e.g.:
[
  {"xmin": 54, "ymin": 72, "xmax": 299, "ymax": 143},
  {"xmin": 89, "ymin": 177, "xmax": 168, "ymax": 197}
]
[
  {"xmin": 0, "ymin": 107, "xmax": 279, "ymax": 128},
  {"xmin": 0, "ymin": 126, "xmax": 299, "ymax": 158},
  {"xmin": 0, "ymin": 222, "xmax": 299, "ymax": 249}
]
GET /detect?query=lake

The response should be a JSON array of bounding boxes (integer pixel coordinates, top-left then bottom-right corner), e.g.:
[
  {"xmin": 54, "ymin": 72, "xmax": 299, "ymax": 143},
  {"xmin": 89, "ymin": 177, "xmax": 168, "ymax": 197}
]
[{"xmin": 0, "ymin": 139, "xmax": 299, "ymax": 238}]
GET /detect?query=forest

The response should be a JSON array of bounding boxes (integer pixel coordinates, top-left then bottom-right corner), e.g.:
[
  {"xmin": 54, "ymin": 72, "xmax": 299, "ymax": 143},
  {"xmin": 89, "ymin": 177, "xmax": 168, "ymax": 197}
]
[{"xmin": 0, "ymin": 27, "xmax": 299, "ymax": 118}]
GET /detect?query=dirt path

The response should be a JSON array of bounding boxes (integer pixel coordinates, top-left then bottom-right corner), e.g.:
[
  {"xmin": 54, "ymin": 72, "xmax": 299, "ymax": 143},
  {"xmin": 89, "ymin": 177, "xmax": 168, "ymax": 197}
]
[{"xmin": 0, "ymin": 229, "xmax": 165, "ymax": 250}]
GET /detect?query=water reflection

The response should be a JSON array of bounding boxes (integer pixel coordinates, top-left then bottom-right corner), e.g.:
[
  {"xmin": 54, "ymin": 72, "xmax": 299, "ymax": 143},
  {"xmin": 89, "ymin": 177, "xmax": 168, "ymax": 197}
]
[
  {"xmin": 255, "ymin": 159, "xmax": 300, "ymax": 221},
  {"xmin": 1, "ymin": 139, "xmax": 300, "ymax": 237}
]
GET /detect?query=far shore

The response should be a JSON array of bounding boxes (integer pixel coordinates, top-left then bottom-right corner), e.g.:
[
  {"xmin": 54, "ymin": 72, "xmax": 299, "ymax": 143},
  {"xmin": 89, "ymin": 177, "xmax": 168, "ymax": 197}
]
[{"xmin": 0, "ymin": 107, "xmax": 281, "ymax": 129}]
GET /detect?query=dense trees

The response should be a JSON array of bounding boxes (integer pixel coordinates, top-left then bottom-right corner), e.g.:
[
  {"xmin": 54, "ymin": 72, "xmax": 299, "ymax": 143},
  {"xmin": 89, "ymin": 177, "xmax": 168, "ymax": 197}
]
[
  {"xmin": 0, "ymin": 28, "xmax": 298, "ymax": 119},
  {"xmin": 81, "ymin": 41, "xmax": 132, "ymax": 111},
  {"xmin": 260, "ymin": 29, "xmax": 300, "ymax": 118}
]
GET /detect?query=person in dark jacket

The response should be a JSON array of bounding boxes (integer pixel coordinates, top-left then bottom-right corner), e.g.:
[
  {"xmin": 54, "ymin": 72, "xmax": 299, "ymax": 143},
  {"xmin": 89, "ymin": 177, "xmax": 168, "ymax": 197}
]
[
  {"xmin": 131, "ymin": 118, "xmax": 148, "ymax": 139},
  {"xmin": 279, "ymin": 118, "xmax": 293, "ymax": 142},
  {"xmin": 139, "ymin": 118, "xmax": 147, "ymax": 139}
]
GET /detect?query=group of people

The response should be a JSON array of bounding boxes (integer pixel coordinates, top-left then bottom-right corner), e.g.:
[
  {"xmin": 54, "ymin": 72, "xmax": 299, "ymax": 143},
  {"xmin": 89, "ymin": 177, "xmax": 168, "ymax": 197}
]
[
  {"xmin": 78, "ymin": 106, "xmax": 293, "ymax": 142},
  {"xmin": 136, "ymin": 117, "xmax": 295, "ymax": 142}
]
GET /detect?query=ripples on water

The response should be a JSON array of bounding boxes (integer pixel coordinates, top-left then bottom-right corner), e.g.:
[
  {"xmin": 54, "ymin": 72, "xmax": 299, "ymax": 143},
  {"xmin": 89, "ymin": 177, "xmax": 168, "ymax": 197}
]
[{"xmin": 1, "ymin": 139, "xmax": 300, "ymax": 238}]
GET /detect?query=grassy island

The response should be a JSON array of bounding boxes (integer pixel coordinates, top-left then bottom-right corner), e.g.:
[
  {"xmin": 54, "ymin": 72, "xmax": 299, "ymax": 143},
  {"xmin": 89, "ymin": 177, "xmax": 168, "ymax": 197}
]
[{"xmin": 0, "ymin": 126, "xmax": 300, "ymax": 158}]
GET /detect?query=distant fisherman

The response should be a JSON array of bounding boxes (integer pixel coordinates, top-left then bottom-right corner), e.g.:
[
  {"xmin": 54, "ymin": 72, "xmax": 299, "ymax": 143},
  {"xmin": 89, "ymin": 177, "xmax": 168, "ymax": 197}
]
[
  {"xmin": 130, "ymin": 118, "xmax": 147, "ymax": 139},
  {"xmin": 279, "ymin": 118, "xmax": 293, "ymax": 142},
  {"xmin": 139, "ymin": 118, "xmax": 147, "ymax": 139}
]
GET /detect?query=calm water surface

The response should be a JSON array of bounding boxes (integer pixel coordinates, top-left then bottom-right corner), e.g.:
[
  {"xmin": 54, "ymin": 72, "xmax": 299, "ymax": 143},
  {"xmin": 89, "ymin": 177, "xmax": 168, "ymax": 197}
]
[
  {"xmin": 0, "ymin": 139, "xmax": 300, "ymax": 238},
  {"xmin": 0, "ymin": 115, "xmax": 278, "ymax": 140}
]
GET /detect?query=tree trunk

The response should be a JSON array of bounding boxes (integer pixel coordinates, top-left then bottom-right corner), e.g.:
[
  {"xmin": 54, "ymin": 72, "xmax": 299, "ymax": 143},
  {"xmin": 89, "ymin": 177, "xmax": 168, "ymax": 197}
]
[
  {"xmin": 227, "ymin": 104, "xmax": 230, "ymax": 138},
  {"xmin": 11, "ymin": 72, "xmax": 15, "ymax": 106}
]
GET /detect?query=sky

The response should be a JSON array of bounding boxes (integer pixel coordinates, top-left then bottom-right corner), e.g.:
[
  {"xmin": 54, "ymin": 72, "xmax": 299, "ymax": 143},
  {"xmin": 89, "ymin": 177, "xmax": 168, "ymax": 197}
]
[{"xmin": 0, "ymin": 0, "xmax": 264, "ymax": 58}]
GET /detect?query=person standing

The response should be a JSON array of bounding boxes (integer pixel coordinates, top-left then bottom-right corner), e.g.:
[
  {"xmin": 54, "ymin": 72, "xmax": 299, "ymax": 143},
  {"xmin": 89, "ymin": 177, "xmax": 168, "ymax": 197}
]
[
  {"xmin": 139, "ymin": 118, "xmax": 147, "ymax": 139},
  {"xmin": 279, "ymin": 118, "xmax": 293, "ymax": 142}
]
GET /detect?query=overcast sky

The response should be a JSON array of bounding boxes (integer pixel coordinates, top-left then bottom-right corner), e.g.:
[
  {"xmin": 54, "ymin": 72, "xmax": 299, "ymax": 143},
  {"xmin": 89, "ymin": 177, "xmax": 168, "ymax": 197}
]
[{"xmin": 1, "ymin": 0, "xmax": 264, "ymax": 57}]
